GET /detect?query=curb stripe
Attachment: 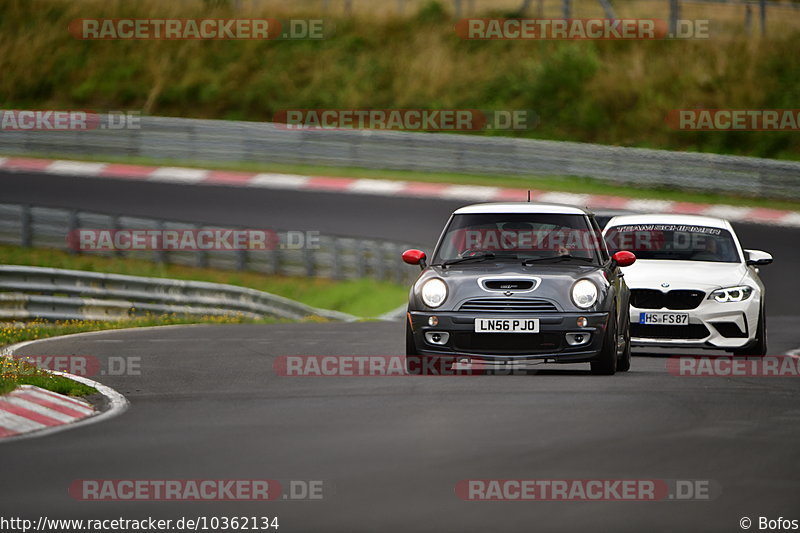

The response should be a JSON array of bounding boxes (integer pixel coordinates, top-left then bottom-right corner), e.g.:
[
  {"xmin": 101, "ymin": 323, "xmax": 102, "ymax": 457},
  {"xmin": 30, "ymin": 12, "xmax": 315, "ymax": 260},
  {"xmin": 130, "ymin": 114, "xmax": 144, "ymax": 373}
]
[
  {"xmin": 2, "ymin": 156, "xmax": 799, "ymax": 228},
  {"xmin": 0, "ymin": 410, "xmax": 45, "ymax": 433},
  {"xmin": 149, "ymin": 167, "xmax": 209, "ymax": 183},
  {"xmin": 1, "ymin": 397, "xmax": 78, "ymax": 424},
  {"xmin": 15, "ymin": 391, "xmax": 94, "ymax": 418},
  {"xmin": 27, "ymin": 386, "xmax": 93, "ymax": 410},
  {"xmin": 46, "ymin": 160, "xmax": 107, "ymax": 176},
  {"xmin": 0, "ymin": 399, "xmax": 64, "ymax": 426},
  {"xmin": 0, "ymin": 385, "xmax": 98, "ymax": 439}
]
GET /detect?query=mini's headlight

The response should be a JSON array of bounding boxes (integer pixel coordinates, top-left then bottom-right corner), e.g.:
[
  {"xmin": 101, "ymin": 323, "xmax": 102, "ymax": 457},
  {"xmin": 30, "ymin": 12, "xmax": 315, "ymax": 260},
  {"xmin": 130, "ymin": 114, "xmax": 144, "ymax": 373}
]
[
  {"xmin": 709, "ymin": 286, "xmax": 753, "ymax": 303},
  {"xmin": 421, "ymin": 278, "xmax": 448, "ymax": 308},
  {"xmin": 571, "ymin": 279, "xmax": 598, "ymax": 309}
]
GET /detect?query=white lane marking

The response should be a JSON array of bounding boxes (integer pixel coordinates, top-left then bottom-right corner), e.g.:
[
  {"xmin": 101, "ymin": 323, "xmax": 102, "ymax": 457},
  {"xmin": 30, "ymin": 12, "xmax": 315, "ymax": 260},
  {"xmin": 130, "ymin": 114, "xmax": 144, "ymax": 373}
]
[
  {"xmin": 625, "ymin": 199, "xmax": 675, "ymax": 212},
  {"xmin": 441, "ymin": 185, "xmax": 500, "ymax": 201},
  {"xmin": 702, "ymin": 205, "xmax": 752, "ymax": 221},
  {"xmin": 0, "ymin": 409, "xmax": 46, "ymax": 433},
  {"xmin": 779, "ymin": 213, "xmax": 800, "ymax": 227},
  {"xmin": 46, "ymin": 160, "xmax": 107, "ymax": 176},
  {"xmin": 1, "ymin": 397, "xmax": 78, "ymax": 423},
  {"xmin": 149, "ymin": 167, "xmax": 209, "ymax": 183},
  {"xmin": 537, "ymin": 192, "xmax": 591, "ymax": 205},
  {"xmin": 249, "ymin": 173, "xmax": 309, "ymax": 189},
  {"xmin": 348, "ymin": 179, "xmax": 407, "ymax": 195}
]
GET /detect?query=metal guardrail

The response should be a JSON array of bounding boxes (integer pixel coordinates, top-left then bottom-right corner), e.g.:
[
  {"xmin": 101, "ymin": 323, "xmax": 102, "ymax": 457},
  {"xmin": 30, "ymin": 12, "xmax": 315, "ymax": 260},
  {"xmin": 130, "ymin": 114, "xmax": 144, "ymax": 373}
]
[
  {"xmin": 0, "ymin": 204, "xmax": 421, "ymax": 285},
  {"xmin": 1, "ymin": 113, "xmax": 799, "ymax": 199},
  {"xmin": 0, "ymin": 265, "xmax": 359, "ymax": 322}
]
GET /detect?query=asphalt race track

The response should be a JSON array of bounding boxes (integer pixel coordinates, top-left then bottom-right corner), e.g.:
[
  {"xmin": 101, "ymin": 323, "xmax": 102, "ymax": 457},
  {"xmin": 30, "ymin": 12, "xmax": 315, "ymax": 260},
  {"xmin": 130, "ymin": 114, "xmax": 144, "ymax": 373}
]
[
  {"xmin": 2, "ymin": 170, "xmax": 799, "ymax": 315},
  {"xmin": 2, "ymin": 170, "xmax": 799, "ymax": 532}
]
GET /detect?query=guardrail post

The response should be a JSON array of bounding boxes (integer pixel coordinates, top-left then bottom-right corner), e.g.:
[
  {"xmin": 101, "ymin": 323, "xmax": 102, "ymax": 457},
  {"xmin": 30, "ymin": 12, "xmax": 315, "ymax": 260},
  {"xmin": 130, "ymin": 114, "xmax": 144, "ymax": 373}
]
[
  {"xmin": 745, "ymin": 3, "xmax": 753, "ymax": 34},
  {"xmin": 235, "ymin": 249, "xmax": 247, "ymax": 271},
  {"xmin": 356, "ymin": 240, "xmax": 367, "ymax": 279},
  {"xmin": 195, "ymin": 224, "xmax": 208, "ymax": 268},
  {"xmin": 67, "ymin": 210, "xmax": 79, "ymax": 254},
  {"xmin": 20, "ymin": 205, "xmax": 32, "ymax": 247},
  {"xmin": 394, "ymin": 244, "xmax": 405, "ymax": 283},
  {"xmin": 111, "ymin": 215, "xmax": 125, "ymax": 257},
  {"xmin": 375, "ymin": 242, "xmax": 386, "ymax": 281},
  {"xmin": 154, "ymin": 220, "xmax": 167, "ymax": 264},
  {"xmin": 303, "ymin": 244, "xmax": 316, "ymax": 277},
  {"xmin": 669, "ymin": 0, "xmax": 680, "ymax": 37},
  {"xmin": 330, "ymin": 237, "xmax": 342, "ymax": 280},
  {"xmin": 271, "ymin": 240, "xmax": 282, "ymax": 275}
]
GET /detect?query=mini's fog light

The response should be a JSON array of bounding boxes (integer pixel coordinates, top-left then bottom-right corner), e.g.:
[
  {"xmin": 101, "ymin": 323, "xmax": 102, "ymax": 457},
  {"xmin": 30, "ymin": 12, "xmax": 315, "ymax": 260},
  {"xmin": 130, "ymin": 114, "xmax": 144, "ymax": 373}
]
[
  {"xmin": 565, "ymin": 332, "xmax": 591, "ymax": 346},
  {"xmin": 428, "ymin": 316, "xmax": 439, "ymax": 327},
  {"xmin": 576, "ymin": 316, "xmax": 588, "ymax": 327},
  {"xmin": 424, "ymin": 331, "xmax": 450, "ymax": 345}
]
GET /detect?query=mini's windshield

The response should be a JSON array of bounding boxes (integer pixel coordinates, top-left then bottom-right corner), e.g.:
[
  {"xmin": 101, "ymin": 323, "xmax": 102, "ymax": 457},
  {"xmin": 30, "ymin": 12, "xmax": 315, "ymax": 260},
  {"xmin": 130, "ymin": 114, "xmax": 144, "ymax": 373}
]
[
  {"xmin": 432, "ymin": 213, "xmax": 602, "ymax": 265},
  {"xmin": 605, "ymin": 224, "xmax": 740, "ymax": 263}
]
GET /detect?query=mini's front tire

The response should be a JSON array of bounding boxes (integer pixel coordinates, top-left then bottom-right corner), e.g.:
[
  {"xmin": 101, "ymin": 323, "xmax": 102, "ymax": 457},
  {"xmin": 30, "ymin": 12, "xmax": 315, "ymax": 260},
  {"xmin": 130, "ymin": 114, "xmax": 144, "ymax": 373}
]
[
  {"xmin": 617, "ymin": 314, "xmax": 632, "ymax": 372},
  {"xmin": 591, "ymin": 315, "xmax": 618, "ymax": 375}
]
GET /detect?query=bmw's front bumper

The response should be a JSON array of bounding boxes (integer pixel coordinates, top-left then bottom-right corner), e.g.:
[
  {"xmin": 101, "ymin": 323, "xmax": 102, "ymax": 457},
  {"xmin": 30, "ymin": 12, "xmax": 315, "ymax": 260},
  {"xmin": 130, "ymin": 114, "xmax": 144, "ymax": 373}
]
[
  {"xmin": 630, "ymin": 296, "xmax": 760, "ymax": 350},
  {"xmin": 408, "ymin": 311, "xmax": 610, "ymax": 363}
]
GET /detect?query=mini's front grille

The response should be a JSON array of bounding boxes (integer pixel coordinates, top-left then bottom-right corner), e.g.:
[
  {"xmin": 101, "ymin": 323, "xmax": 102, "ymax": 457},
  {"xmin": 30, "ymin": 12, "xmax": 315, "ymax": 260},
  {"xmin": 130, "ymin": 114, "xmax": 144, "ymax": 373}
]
[
  {"xmin": 452, "ymin": 332, "xmax": 562, "ymax": 354},
  {"xmin": 711, "ymin": 322, "xmax": 748, "ymax": 338},
  {"xmin": 630, "ymin": 323, "xmax": 710, "ymax": 339},
  {"xmin": 630, "ymin": 289, "xmax": 705, "ymax": 310},
  {"xmin": 459, "ymin": 298, "xmax": 558, "ymax": 313}
]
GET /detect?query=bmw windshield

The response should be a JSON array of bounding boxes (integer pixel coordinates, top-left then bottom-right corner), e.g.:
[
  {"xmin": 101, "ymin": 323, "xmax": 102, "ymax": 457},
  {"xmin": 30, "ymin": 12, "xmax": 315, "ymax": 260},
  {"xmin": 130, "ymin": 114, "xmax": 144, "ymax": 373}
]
[
  {"xmin": 432, "ymin": 213, "xmax": 603, "ymax": 265},
  {"xmin": 605, "ymin": 224, "xmax": 741, "ymax": 263}
]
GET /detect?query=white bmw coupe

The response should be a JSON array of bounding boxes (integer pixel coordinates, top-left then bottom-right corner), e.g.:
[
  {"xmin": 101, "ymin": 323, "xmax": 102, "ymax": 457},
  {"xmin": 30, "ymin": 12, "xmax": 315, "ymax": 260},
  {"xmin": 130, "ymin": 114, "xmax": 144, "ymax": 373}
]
[{"xmin": 603, "ymin": 214, "xmax": 772, "ymax": 355}]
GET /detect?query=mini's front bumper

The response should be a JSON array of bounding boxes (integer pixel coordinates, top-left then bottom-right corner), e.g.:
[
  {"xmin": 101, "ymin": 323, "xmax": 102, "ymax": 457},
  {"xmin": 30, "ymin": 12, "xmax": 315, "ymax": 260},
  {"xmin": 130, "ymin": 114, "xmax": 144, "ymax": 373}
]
[
  {"xmin": 408, "ymin": 311, "xmax": 610, "ymax": 363},
  {"xmin": 630, "ymin": 295, "xmax": 760, "ymax": 350}
]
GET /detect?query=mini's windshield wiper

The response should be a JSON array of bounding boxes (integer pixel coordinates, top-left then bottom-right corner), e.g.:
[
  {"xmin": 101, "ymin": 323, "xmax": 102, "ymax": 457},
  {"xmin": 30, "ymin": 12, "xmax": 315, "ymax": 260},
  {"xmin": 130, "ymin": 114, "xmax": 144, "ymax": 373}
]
[
  {"xmin": 522, "ymin": 254, "xmax": 595, "ymax": 265},
  {"xmin": 441, "ymin": 252, "xmax": 496, "ymax": 268}
]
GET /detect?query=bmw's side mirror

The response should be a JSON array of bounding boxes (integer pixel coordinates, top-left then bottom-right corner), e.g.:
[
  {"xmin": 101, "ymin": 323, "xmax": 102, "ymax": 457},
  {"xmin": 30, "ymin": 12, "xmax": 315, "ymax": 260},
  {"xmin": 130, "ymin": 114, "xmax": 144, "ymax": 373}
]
[
  {"xmin": 612, "ymin": 250, "xmax": 636, "ymax": 267},
  {"xmin": 744, "ymin": 249, "xmax": 773, "ymax": 266},
  {"xmin": 402, "ymin": 249, "xmax": 427, "ymax": 269}
]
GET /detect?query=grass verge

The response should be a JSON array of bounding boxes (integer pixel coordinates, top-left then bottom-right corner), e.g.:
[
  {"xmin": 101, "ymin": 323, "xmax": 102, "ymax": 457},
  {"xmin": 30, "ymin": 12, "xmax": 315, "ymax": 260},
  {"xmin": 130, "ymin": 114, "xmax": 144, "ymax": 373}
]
[
  {"xmin": 8, "ymin": 152, "xmax": 800, "ymax": 212},
  {"xmin": 1, "ymin": 354, "xmax": 97, "ymax": 397}
]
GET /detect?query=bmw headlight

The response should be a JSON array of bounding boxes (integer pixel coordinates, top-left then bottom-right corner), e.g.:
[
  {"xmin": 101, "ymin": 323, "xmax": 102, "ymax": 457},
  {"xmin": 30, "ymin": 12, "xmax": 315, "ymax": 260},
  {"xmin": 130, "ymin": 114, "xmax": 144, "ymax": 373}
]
[
  {"xmin": 709, "ymin": 286, "xmax": 753, "ymax": 303},
  {"xmin": 421, "ymin": 278, "xmax": 448, "ymax": 308},
  {"xmin": 571, "ymin": 279, "xmax": 598, "ymax": 309}
]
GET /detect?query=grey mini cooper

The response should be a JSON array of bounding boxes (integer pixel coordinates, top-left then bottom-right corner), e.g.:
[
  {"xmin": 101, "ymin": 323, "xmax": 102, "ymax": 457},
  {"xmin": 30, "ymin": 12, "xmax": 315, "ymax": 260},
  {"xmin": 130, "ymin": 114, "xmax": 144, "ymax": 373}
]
[{"xmin": 402, "ymin": 203, "xmax": 637, "ymax": 375}]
